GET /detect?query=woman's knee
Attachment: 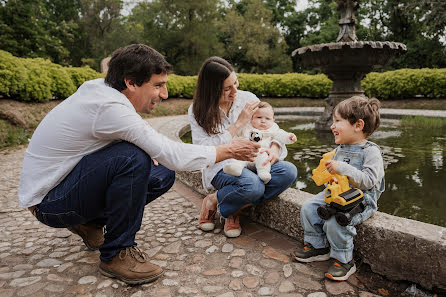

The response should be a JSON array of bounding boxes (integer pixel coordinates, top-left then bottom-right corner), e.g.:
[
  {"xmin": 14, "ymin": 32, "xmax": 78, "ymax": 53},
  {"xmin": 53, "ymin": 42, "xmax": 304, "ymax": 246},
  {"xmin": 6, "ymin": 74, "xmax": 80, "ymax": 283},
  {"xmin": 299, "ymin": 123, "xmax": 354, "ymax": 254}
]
[
  {"xmin": 281, "ymin": 161, "xmax": 298, "ymax": 183},
  {"xmin": 271, "ymin": 161, "xmax": 297, "ymax": 185},
  {"xmin": 240, "ymin": 176, "xmax": 265, "ymax": 200}
]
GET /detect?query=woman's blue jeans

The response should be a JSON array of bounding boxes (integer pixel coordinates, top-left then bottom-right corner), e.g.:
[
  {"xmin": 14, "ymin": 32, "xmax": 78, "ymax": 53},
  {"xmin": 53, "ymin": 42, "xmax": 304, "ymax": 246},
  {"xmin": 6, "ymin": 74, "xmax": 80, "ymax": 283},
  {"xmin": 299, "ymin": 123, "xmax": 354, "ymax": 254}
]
[
  {"xmin": 211, "ymin": 161, "xmax": 297, "ymax": 218},
  {"xmin": 34, "ymin": 141, "xmax": 175, "ymax": 262}
]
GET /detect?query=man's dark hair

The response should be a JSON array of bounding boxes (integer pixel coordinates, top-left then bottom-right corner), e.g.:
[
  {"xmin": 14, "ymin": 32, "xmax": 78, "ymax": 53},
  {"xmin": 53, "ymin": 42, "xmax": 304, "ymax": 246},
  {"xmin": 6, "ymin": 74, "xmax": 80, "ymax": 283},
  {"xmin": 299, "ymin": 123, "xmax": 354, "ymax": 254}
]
[{"xmin": 105, "ymin": 44, "xmax": 172, "ymax": 91}]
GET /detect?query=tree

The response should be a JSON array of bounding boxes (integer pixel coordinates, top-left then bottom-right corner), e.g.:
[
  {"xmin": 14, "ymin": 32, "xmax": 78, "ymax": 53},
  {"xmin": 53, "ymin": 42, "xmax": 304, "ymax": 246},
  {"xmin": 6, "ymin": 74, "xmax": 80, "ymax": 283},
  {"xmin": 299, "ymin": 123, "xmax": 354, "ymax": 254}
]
[
  {"xmin": 77, "ymin": 0, "xmax": 124, "ymax": 66},
  {"xmin": 126, "ymin": 0, "xmax": 224, "ymax": 75},
  {"xmin": 219, "ymin": 0, "xmax": 292, "ymax": 73},
  {"xmin": 0, "ymin": 0, "xmax": 73, "ymax": 64}
]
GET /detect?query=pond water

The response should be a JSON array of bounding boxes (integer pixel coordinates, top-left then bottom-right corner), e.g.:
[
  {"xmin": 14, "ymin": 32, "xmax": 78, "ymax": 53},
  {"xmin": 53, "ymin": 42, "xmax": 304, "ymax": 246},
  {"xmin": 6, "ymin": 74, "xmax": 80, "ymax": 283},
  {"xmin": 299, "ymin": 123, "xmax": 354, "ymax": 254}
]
[{"xmin": 181, "ymin": 117, "xmax": 446, "ymax": 227}]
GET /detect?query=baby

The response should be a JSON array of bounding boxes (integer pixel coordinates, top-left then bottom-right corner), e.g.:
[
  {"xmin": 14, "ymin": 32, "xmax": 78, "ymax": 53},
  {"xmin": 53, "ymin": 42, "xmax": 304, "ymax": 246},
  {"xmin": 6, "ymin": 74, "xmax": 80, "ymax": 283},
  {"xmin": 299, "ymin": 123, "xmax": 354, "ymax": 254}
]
[{"xmin": 223, "ymin": 102, "xmax": 296, "ymax": 183}]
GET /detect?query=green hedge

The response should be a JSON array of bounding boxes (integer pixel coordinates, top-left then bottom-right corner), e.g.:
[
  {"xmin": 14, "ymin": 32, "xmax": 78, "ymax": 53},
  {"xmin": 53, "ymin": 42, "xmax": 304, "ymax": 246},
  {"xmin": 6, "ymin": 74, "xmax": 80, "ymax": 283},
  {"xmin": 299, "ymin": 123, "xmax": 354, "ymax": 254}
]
[
  {"xmin": 167, "ymin": 69, "xmax": 446, "ymax": 99},
  {"xmin": 238, "ymin": 73, "xmax": 332, "ymax": 98},
  {"xmin": 2, "ymin": 50, "xmax": 445, "ymax": 101},
  {"xmin": 363, "ymin": 68, "xmax": 446, "ymax": 99},
  {"xmin": 0, "ymin": 50, "xmax": 103, "ymax": 102},
  {"xmin": 166, "ymin": 74, "xmax": 197, "ymax": 98}
]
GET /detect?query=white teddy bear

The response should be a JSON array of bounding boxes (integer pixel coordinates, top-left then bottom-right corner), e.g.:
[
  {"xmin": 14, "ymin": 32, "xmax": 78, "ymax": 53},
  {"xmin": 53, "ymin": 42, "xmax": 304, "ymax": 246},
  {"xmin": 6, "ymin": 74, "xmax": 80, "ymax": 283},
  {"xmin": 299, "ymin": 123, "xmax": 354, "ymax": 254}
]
[{"xmin": 223, "ymin": 123, "xmax": 295, "ymax": 184}]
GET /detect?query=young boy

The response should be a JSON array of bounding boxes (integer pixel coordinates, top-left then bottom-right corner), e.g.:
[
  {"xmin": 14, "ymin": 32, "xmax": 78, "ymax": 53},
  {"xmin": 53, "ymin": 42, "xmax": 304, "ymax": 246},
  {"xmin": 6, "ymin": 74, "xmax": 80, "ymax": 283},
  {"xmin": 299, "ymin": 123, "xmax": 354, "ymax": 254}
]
[
  {"xmin": 291, "ymin": 96, "xmax": 385, "ymax": 281},
  {"xmin": 223, "ymin": 101, "xmax": 297, "ymax": 184}
]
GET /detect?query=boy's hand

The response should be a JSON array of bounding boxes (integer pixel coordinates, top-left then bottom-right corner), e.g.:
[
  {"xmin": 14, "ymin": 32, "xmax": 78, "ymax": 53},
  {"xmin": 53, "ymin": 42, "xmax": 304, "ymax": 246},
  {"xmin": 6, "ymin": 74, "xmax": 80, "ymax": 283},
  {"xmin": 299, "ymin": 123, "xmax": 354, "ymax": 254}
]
[
  {"xmin": 152, "ymin": 158, "xmax": 159, "ymax": 166},
  {"xmin": 289, "ymin": 133, "xmax": 297, "ymax": 143},
  {"xmin": 325, "ymin": 160, "xmax": 338, "ymax": 174}
]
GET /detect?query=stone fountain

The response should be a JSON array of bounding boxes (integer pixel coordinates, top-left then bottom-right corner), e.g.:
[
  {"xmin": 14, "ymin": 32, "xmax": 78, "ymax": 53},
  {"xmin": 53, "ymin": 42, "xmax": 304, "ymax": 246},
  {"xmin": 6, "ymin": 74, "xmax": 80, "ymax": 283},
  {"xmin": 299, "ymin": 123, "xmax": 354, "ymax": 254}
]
[{"xmin": 293, "ymin": 0, "xmax": 407, "ymax": 131}]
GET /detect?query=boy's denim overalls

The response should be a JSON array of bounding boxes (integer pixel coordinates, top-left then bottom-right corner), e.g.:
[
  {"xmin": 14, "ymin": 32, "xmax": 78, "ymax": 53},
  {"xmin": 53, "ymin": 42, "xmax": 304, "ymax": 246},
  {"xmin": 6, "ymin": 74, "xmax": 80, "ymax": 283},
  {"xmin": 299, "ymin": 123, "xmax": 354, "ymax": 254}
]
[{"xmin": 300, "ymin": 141, "xmax": 385, "ymax": 263}]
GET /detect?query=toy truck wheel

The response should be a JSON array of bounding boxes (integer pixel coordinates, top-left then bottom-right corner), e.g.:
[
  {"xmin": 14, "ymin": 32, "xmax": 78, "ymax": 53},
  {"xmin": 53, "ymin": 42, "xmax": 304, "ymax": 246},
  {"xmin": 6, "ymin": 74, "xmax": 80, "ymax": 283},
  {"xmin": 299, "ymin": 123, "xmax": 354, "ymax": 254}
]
[
  {"xmin": 335, "ymin": 212, "xmax": 351, "ymax": 226},
  {"xmin": 317, "ymin": 204, "xmax": 335, "ymax": 220}
]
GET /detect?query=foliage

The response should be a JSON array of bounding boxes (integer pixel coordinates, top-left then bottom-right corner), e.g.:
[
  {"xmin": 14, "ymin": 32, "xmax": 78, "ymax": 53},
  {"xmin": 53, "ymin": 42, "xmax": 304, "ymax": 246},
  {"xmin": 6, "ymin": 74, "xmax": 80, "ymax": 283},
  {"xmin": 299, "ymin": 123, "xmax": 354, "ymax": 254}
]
[
  {"xmin": 358, "ymin": 0, "xmax": 446, "ymax": 69},
  {"xmin": 166, "ymin": 74, "xmax": 197, "ymax": 98},
  {"xmin": 219, "ymin": 0, "xmax": 292, "ymax": 73},
  {"xmin": 0, "ymin": 119, "xmax": 30, "ymax": 150},
  {"xmin": 0, "ymin": 0, "xmax": 74, "ymax": 64},
  {"xmin": 363, "ymin": 68, "xmax": 446, "ymax": 99},
  {"xmin": 1, "ymin": 0, "xmax": 446, "ymax": 73},
  {"xmin": 400, "ymin": 116, "xmax": 446, "ymax": 128},
  {"xmin": 238, "ymin": 73, "xmax": 331, "ymax": 97},
  {"xmin": 0, "ymin": 50, "xmax": 102, "ymax": 101},
  {"xmin": 128, "ymin": 0, "xmax": 224, "ymax": 75}
]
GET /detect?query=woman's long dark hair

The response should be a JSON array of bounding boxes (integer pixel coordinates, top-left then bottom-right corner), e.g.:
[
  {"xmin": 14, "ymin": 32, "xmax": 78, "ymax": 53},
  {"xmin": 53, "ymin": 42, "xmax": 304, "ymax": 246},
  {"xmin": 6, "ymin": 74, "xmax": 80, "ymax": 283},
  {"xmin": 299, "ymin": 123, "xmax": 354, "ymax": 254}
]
[{"xmin": 193, "ymin": 57, "xmax": 234, "ymax": 135}]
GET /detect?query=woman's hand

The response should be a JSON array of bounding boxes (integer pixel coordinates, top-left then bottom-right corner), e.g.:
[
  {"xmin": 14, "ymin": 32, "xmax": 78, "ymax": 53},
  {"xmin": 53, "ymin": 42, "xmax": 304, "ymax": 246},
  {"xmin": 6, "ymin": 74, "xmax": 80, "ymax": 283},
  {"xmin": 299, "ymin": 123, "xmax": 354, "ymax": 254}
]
[
  {"xmin": 227, "ymin": 101, "xmax": 260, "ymax": 137},
  {"xmin": 262, "ymin": 142, "xmax": 281, "ymax": 166}
]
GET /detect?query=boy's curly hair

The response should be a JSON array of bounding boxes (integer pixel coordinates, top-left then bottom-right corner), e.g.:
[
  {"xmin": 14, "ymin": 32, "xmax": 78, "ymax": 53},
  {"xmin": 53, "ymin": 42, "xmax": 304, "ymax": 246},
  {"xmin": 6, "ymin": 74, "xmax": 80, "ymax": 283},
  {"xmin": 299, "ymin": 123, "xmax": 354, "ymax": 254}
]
[{"xmin": 333, "ymin": 96, "xmax": 381, "ymax": 136}]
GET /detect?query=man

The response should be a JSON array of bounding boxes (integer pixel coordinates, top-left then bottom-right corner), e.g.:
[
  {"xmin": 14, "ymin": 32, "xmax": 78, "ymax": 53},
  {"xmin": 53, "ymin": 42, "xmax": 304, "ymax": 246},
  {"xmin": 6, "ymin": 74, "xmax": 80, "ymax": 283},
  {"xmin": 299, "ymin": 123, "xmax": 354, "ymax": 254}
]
[{"xmin": 18, "ymin": 44, "xmax": 259, "ymax": 285}]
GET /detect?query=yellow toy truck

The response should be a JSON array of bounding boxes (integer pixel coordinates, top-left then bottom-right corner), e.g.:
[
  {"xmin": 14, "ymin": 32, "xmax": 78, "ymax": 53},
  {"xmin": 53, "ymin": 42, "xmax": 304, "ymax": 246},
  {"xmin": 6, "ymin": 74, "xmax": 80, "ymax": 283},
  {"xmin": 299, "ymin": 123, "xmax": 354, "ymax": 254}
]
[{"xmin": 312, "ymin": 151, "xmax": 365, "ymax": 226}]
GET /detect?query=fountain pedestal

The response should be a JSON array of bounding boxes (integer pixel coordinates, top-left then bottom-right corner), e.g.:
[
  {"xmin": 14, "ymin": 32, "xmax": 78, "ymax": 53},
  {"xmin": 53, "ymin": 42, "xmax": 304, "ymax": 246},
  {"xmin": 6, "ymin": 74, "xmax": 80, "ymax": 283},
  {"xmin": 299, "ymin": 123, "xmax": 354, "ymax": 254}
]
[
  {"xmin": 295, "ymin": 41, "xmax": 407, "ymax": 130},
  {"xmin": 293, "ymin": 0, "xmax": 407, "ymax": 131}
]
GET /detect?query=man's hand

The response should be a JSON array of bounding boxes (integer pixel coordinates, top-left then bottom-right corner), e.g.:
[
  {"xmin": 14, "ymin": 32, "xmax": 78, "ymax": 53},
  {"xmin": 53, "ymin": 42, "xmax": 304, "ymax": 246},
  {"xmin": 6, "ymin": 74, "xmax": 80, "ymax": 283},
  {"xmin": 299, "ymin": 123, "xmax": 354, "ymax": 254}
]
[
  {"xmin": 325, "ymin": 160, "xmax": 338, "ymax": 174},
  {"xmin": 152, "ymin": 158, "xmax": 159, "ymax": 166},
  {"xmin": 215, "ymin": 137, "xmax": 260, "ymax": 163},
  {"xmin": 289, "ymin": 133, "xmax": 297, "ymax": 143}
]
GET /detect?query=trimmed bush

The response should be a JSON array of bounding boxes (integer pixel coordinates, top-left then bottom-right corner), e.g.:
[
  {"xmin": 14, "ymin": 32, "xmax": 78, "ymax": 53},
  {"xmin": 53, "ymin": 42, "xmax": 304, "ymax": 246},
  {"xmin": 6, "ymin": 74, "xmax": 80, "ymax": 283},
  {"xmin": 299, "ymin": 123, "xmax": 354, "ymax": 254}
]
[
  {"xmin": 67, "ymin": 66, "xmax": 104, "ymax": 89},
  {"xmin": 363, "ymin": 68, "xmax": 446, "ymax": 99},
  {"xmin": 166, "ymin": 73, "xmax": 332, "ymax": 99},
  {"xmin": 166, "ymin": 74, "xmax": 197, "ymax": 98},
  {"xmin": 2, "ymin": 50, "xmax": 445, "ymax": 101},
  {"xmin": 238, "ymin": 73, "xmax": 332, "ymax": 98},
  {"xmin": 0, "ymin": 50, "xmax": 102, "ymax": 102}
]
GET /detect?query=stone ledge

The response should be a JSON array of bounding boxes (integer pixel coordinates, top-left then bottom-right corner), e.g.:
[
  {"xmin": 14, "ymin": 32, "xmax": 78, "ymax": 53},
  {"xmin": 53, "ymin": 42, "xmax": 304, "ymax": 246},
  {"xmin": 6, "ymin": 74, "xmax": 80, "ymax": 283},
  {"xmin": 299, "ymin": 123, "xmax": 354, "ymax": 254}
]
[{"xmin": 148, "ymin": 115, "xmax": 446, "ymax": 291}]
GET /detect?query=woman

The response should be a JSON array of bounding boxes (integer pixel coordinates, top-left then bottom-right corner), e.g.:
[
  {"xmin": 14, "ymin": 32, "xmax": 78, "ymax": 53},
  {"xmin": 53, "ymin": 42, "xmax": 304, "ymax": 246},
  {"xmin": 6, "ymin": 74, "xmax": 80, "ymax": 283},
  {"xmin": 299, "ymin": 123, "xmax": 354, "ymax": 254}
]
[{"xmin": 188, "ymin": 56, "xmax": 297, "ymax": 238}]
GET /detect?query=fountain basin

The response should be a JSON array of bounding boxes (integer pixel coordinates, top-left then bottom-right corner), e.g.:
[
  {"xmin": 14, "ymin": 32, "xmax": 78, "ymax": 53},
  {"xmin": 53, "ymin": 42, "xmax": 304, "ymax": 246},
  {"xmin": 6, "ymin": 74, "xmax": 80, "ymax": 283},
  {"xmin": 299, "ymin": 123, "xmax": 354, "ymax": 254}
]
[{"xmin": 293, "ymin": 41, "xmax": 407, "ymax": 130}]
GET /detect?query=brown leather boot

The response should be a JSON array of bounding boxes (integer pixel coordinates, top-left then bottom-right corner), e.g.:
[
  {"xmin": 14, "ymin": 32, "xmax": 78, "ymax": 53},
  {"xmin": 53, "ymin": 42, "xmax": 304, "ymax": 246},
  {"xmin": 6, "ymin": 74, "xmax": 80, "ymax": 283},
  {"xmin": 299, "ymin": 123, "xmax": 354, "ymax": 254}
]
[
  {"xmin": 68, "ymin": 223, "xmax": 104, "ymax": 250},
  {"xmin": 99, "ymin": 246, "xmax": 164, "ymax": 285}
]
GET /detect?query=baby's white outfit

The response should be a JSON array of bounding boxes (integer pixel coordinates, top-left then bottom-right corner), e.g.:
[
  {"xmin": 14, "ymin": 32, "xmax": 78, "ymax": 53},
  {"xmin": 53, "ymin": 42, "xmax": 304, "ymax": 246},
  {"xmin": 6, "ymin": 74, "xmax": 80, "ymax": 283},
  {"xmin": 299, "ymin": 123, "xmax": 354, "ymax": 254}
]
[{"xmin": 223, "ymin": 123, "xmax": 294, "ymax": 183}]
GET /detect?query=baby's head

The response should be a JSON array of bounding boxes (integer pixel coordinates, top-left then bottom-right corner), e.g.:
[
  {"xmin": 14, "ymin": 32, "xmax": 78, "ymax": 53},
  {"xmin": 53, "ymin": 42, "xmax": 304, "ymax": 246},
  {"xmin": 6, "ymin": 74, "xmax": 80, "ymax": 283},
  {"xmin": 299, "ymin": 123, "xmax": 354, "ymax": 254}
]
[
  {"xmin": 251, "ymin": 102, "xmax": 275, "ymax": 130},
  {"xmin": 331, "ymin": 96, "xmax": 381, "ymax": 144}
]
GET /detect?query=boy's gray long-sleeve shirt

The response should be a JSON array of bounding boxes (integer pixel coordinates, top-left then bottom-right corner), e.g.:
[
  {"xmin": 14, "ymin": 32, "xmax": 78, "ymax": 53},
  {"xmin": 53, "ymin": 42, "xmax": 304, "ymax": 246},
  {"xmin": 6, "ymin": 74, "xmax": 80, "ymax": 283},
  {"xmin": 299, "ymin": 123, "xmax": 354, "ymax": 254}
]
[{"xmin": 335, "ymin": 143, "xmax": 385, "ymax": 191}]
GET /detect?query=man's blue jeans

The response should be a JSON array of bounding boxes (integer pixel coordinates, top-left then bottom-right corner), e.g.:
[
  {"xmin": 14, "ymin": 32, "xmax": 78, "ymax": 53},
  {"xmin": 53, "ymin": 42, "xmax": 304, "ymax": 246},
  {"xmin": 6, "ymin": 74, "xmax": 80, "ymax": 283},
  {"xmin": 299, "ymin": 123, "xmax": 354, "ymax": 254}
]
[
  {"xmin": 211, "ymin": 161, "xmax": 297, "ymax": 218},
  {"xmin": 34, "ymin": 142, "xmax": 175, "ymax": 262}
]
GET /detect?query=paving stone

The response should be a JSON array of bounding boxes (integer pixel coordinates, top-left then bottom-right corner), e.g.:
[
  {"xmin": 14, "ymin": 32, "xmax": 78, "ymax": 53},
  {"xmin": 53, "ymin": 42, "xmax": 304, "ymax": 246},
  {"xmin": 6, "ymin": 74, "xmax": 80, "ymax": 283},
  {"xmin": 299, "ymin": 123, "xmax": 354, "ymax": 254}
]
[
  {"xmin": 242, "ymin": 276, "xmax": 260, "ymax": 289},
  {"xmin": 278, "ymin": 280, "xmax": 295, "ymax": 293},
  {"xmin": 283, "ymin": 263, "xmax": 293, "ymax": 277},
  {"xmin": 15, "ymin": 282, "xmax": 46, "ymax": 296},
  {"xmin": 9, "ymin": 277, "xmax": 41, "ymax": 287},
  {"xmin": 261, "ymin": 247, "xmax": 290, "ymax": 263},
  {"xmin": 229, "ymin": 279, "xmax": 242, "ymax": 290},
  {"xmin": 325, "ymin": 279, "xmax": 355, "ymax": 295},
  {"xmin": 258, "ymin": 287, "xmax": 275, "ymax": 296},
  {"xmin": 264, "ymin": 271, "xmax": 280, "ymax": 284},
  {"xmin": 78, "ymin": 276, "xmax": 97, "ymax": 285},
  {"xmin": 307, "ymin": 293, "xmax": 328, "ymax": 297}
]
